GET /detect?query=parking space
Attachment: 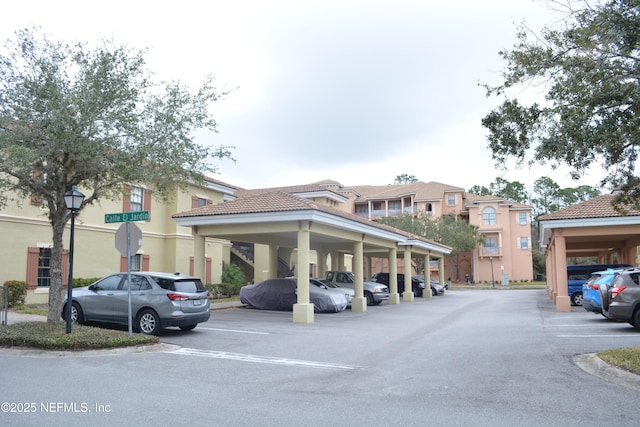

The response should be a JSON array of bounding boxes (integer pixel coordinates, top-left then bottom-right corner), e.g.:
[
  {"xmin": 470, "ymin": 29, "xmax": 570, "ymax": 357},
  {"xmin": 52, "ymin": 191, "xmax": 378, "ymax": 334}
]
[{"xmin": 4, "ymin": 289, "xmax": 640, "ymax": 426}]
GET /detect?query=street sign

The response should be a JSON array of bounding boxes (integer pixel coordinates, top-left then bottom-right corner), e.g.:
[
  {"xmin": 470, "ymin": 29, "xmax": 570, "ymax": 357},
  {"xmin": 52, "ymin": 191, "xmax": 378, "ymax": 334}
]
[
  {"xmin": 115, "ymin": 223, "xmax": 143, "ymax": 256},
  {"xmin": 105, "ymin": 211, "xmax": 149, "ymax": 224}
]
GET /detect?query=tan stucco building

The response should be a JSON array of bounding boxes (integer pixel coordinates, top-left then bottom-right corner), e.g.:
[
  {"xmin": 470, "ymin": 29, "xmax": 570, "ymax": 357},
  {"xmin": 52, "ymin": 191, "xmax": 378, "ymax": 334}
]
[{"xmin": 1, "ymin": 177, "xmax": 532, "ymax": 318}]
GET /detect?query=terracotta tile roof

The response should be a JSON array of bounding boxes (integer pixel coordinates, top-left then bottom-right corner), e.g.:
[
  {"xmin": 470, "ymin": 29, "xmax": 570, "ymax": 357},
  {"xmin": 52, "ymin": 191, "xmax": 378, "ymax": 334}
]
[
  {"xmin": 539, "ymin": 194, "xmax": 640, "ymax": 221},
  {"xmin": 173, "ymin": 191, "xmax": 317, "ymax": 217},
  {"xmin": 464, "ymin": 193, "xmax": 532, "ymax": 209},
  {"xmin": 172, "ymin": 190, "xmax": 450, "ymax": 250},
  {"xmin": 345, "ymin": 181, "xmax": 465, "ymax": 201},
  {"xmin": 234, "ymin": 184, "xmax": 343, "ymax": 199}
]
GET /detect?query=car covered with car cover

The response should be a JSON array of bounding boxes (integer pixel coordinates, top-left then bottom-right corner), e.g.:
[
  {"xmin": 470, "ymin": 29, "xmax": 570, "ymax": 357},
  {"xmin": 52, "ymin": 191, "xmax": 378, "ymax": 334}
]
[{"xmin": 240, "ymin": 278, "xmax": 349, "ymax": 313}]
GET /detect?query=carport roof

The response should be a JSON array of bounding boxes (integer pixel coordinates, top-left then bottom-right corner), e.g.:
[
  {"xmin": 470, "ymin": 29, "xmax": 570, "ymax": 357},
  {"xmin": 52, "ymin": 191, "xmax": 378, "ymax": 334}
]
[
  {"xmin": 173, "ymin": 190, "xmax": 451, "ymax": 255},
  {"xmin": 538, "ymin": 194, "xmax": 640, "ymax": 251}
]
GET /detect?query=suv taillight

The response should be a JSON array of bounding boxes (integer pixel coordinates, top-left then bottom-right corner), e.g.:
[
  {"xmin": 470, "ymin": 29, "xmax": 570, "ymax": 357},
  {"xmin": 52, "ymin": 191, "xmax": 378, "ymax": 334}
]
[
  {"xmin": 167, "ymin": 293, "xmax": 188, "ymax": 301},
  {"xmin": 611, "ymin": 286, "xmax": 626, "ymax": 298}
]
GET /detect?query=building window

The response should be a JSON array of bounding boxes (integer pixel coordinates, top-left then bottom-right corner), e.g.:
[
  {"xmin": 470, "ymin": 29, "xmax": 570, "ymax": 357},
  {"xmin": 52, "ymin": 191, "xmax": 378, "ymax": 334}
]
[
  {"xmin": 519, "ymin": 237, "xmax": 529, "ymax": 249},
  {"xmin": 483, "ymin": 237, "xmax": 499, "ymax": 255},
  {"xmin": 388, "ymin": 201, "xmax": 401, "ymax": 216},
  {"xmin": 372, "ymin": 202, "xmax": 385, "ymax": 217},
  {"xmin": 355, "ymin": 204, "xmax": 368, "ymax": 217},
  {"xmin": 130, "ymin": 187, "xmax": 143, "ymax": 212},
  {"xmin": 197, "ymin": 198, "xmax": 208, "ymax": 208},
  {"xmin": 426, "ymin": 203, "xmax": 433, "ymax": 215},
  {"xmin": 518, "ymin": 212, "xmax": 528, "ymax": 225},
  {"xmin": 129, "ymin": 254, "xmax": 142, "ymax": 272},
  {"xmin": 37, "ymin": 248, "xmax": 52, "ymax": 287},
  {"xmin": 447, "ymin": 195, "xmax": 456, "ymax": 206},
  {"xmin": 483, "ymin": 207, "xmax": 496, "ymax": 225}
]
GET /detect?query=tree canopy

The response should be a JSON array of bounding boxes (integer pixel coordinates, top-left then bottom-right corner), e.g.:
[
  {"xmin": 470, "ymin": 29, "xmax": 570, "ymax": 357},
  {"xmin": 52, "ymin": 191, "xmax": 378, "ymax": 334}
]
[
  {"xmin": 0, "ymin": 28, "xmax": 233, "ymax": 321},
  {"xmin": 481, "ymin": 0, "xmax": 640, "ymax": 207},
  {"xmin": 394, "ymin": 174, "xmax": 418, "ymax": 184}
]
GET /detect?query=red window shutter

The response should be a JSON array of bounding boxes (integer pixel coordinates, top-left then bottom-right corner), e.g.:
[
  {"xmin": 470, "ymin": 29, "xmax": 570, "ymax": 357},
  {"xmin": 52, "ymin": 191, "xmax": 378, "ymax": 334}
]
[
  {"xmin": 122, "ymin": 185, "xmax": 131, "ymax": 212},
  {"xmin": 207, "ymin": 199, "xmax": 213, "ymax": 205},
  {"xmin": 26, "ymin": 247, "xmax": 39, "ymax": 288},
  {"xmin": 189, "ymin": 256, "xmax": 194, "ymax": 276},
  {"xmin": 142, "ymin": 254, "xmax": 150, "ymax": 271},
  {"xmin": 143, "ymin": 189, "xmax": 152, "ymax": 221},
  {"xmin": 120, "ymin": 256, "xmax": 127, "ymax": 272},
  {"xmin": 205, "ymin": 257, "xmax": 212, "ymax": 284},
  {"xmin": 192, "ymin": 196, "xmax": 199, "ymax": 209}
]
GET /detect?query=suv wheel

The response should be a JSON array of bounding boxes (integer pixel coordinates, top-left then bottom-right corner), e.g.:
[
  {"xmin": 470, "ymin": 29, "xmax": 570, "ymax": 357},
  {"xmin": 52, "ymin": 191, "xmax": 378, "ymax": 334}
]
[
  {"xmin": 137, "ymin": 309, "xmax": 161, "ymax": 335},
  {"xmin": 571, "ymin": 292, "xmax": 583, "ymax": 306},
  {"xmin": 364, "ymin": 291, "xmax": 374, "ymax": 306}
]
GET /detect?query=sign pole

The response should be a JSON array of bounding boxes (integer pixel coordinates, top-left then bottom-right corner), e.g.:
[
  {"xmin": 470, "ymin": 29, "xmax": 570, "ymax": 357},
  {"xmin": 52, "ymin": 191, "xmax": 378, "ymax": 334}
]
[{"xmin": 126, "ymin": 221, "xmax": 133, "ymax": 335}]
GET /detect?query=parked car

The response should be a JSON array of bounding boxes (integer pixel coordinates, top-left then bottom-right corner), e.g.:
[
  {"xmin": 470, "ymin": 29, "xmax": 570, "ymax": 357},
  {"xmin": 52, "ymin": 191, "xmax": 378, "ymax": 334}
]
[
  {"xmin": 310, "ymin": 278, "xmax": 354, "ymax": 306},
  {"xmin": 582, "ymin": 269, "xmax": 624, "ymax": 315},
  {"xmin": 371, "ymin": 272, "xmax": 425, "ymax": 297},
  {"xmin": 602, "ymin": 267, "xmax": 640, "ymax": 328},
  {"xmin": 567, "ymin": 264, "xmax": 632, "ymax": 306},
  {"xmin": 61, "ymin": 272, "xmax": 211, "ymax": 335},
  {"xmin": 428, "ymin": 279, "xmax": 446, "ymax": 296},
  {"xmin": 412, "ymin": 275, "xmax": 446, "ymax": 296},
  {"xmin": 321, "ymin": 271, "xmax": 389, "ymax": 305},
  {"xmin": 240, "ymin": 278, "xmax": 349, "ymax": 313}
]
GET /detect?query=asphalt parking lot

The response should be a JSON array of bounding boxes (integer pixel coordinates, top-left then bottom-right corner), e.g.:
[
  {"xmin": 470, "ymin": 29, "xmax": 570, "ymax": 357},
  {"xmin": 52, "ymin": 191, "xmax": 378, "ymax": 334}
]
[{"xmin": 2, "ymin": 289, "xmax": 640, "ymax": 426}]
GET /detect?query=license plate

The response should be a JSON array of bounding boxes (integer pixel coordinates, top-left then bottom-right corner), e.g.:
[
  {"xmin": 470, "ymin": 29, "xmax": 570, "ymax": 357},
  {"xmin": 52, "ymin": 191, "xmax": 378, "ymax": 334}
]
[{"xmin": 193, "ymin": 299, "xmax": 202, "ymax": 305}]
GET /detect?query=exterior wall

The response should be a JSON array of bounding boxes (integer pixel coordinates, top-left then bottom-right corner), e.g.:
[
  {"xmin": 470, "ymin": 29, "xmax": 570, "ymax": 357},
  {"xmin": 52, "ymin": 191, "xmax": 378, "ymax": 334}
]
[{"xmin": 0, "ymin": 182, "xmax": 231, "ymax": 304}]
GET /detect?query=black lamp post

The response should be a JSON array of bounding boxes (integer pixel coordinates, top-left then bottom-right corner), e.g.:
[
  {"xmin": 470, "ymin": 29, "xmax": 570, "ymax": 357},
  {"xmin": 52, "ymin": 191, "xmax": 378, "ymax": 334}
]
[{"xmin": 63, "ymin": 186, "xmax": 85, "ymax": 334}]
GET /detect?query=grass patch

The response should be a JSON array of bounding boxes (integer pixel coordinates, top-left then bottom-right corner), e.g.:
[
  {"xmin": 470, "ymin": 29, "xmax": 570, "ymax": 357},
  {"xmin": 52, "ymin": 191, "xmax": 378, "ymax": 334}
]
[
  {"xmin": 13, "ymin": 304, "xmax": 49, "ymax": 316},
  {"xmin": 0, "ymin": 322, "xmax": 159, "ymax": 351},
  {"xmin": 597, "ymin": 347, "xmax": 640, "ymax": 375}
]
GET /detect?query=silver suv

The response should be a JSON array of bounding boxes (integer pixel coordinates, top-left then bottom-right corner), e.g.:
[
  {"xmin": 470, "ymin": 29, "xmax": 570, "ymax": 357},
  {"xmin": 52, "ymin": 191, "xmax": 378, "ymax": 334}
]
[{"xmin": 62, "ymin": 272, "xmax": 210, "ymax": 335}]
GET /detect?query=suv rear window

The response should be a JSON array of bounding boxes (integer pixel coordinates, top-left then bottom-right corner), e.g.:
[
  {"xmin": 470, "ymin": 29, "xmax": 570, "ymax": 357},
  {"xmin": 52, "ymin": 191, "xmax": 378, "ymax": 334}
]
[
  {"xmin": 151, "ymin": 276, "xmax": 206, "ymax": 292},
  {"xmin": 173, "ymin": 279, "xmax": 206, "ymax": 293}
]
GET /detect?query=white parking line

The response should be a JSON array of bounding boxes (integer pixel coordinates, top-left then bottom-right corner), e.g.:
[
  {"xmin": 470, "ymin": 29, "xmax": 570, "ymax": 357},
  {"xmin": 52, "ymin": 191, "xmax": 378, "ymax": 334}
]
[
  {"xmin": 197, "ymin": 326, "xmax": 269, "ymax": 335},
  {"xmin": 168, "ymin": 348, "xmax": 364, "ymax": 371},
  {"xmin": 558, "ymin": 334, "xmax": 640, "ymax": 338}
]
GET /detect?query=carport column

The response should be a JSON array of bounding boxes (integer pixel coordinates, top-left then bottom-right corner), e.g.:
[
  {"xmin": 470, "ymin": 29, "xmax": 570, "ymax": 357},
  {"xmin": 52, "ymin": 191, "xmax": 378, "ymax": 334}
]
[
  {"xmin": 316, "ymin": 249, "xmax": 328, "ymax": 278},
  {"xmin": 351, "ymin": 241, "xmax": 367, "ymax": 312},
  {"xmin": 403, "ymin": 246, "xmax": 415, "ymax": 302},
  {"xmin": 293, "ymin": 221, "xmax": 314, "ymax": 323},
  {"xmin": 268, "ymin": 245, "xmax": 278, "ymax": 280},
  {"xmin": 553, "ymin": 231, "xmax": 571, "ymax": 312},
  {"xmin": 425, "ymin": 252, "xmax": 433, "ymax": 299},
  {"xmin": 193, "ymin": 233, "xmax": 206, "ymax": 281},
  {"xmin": 388, "ymin": 247, "xmax": 400, "ymax": 304}
]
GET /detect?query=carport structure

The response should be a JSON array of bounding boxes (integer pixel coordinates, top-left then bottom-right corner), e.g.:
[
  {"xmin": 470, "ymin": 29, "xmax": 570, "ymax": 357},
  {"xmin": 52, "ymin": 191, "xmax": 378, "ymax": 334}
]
[
  {"xmin": 173, "ymin": 190, "xmax": 451, "ymax": 323},
  {"xmin": 539, "ymin": 194, "xmax": 640, "ymax": 312}
]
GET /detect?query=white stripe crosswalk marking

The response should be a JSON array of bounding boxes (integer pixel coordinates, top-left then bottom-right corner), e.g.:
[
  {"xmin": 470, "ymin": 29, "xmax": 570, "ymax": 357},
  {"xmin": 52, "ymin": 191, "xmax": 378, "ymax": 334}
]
[{"xmin": 168, "ymin": 347, "xmax": 363, "ymax": 370}]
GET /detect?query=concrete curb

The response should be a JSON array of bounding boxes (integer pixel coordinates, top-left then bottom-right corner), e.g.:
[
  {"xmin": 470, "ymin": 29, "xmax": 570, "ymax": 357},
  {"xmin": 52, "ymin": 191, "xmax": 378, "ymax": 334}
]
[{"xmin": 573, "ymin": 353, "xmax": 640, "ymax": 392}]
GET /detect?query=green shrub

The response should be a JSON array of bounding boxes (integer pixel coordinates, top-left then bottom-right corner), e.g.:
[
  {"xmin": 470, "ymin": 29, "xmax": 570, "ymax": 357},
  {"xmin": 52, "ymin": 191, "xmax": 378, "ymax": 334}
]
[
  {"xmin": 72, "ymin": 277, "xmax": 100, "ymax": 288},
  {"xmin": 3, "ymin": 280, "xmax": 27, "ymax": 307},
  {"xmin": 0, "ymin": 322, "xmax": 158, "ymax": 350},
  {"xmin": 220, "ymin": 263, "xmax": 246, "ymax": 295}
]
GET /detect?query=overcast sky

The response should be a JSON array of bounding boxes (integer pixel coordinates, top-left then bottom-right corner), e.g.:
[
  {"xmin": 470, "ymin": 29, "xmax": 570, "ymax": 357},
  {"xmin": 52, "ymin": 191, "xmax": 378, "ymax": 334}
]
[{"xmin": 1, "ymin": 0, "xmax": 607, "ymax": 194}]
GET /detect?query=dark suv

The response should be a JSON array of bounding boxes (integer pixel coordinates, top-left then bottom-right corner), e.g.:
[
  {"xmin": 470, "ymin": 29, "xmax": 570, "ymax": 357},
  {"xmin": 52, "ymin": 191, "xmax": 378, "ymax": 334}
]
[
  {"xmin": 371, "ymin": 273, "xmax": 424, "ymax": 297},
  {"xmin": 601, "ymin": 267, "xmax": 640, "ymax": 327}
]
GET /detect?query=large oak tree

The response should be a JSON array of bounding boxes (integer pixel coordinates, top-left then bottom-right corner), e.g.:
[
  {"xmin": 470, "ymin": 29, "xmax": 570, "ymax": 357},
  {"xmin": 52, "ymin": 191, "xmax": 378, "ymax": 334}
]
[
  {"xmin": 482, "ymin": 0, "xmax": 640, "ymax": 207},
  {"xmin": 0, "ymin": 28, "xmax": 233, "ymax": 322}
]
